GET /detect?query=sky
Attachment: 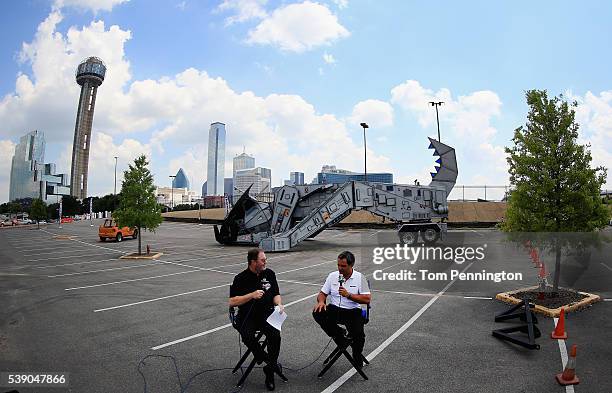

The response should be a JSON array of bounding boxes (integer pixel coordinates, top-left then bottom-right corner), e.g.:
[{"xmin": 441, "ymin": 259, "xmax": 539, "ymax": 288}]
[{"xmin": 0, "ymin": 0, "xmax": 610, "ymax": 203}]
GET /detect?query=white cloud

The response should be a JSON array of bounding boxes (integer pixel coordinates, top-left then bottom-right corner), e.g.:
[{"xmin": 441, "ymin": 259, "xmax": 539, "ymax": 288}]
[
  {"xmin": 390, "ymin": 80, "xmax": 507, "ymax": 188},
  {"xmin": 58, "ymin": 132, "xmax": 152, "ymax": 196},
  {"xmin": 323, "ymin": 52, "xmax": 336, "ymax": 64},
  {"xmin": 0, "ymin": 11, "xmax": 133, "ymax": 143},
  {"xmin": 168, "ymin": 144, "xmax": 207, "ymax": 193},
  {"xmin": 0, "ymin": 11, "xmax": 388, "ymax": 200},
  {"xmin": 217, "ymin": 0, "xmax": 268, "ymax": 25},
  {"xmin": 349, "ymin": 99, "xmax": 394, "ymax": 128},
  {"xmin": 564, "ymin": 90, "xmax": 612, "ymax": 187},
  {"xmin": 53, "ymin": 0, "xmax": 129, "ymax": 13},
  {"xmin": 246, "ymin": 1, "xmax": 350, "ymax": 52},
  {"xmin": 0, "ymin": 140, "xmax": 16, "ymax": 202},
  {"xmin": 176, "ymin": 1, "xmax": 187, "ymax": 11}
]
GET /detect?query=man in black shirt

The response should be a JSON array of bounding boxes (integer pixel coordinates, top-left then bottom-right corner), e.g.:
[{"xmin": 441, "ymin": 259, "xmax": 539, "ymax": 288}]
[{"xmin": 229, "ymin": 248, "xmax": 284, "ymax": 391}]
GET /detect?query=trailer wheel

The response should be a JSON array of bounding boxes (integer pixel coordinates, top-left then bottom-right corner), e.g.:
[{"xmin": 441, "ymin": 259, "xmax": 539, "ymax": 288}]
[
  {"xmin": 399, "ymin": 231, "xmax": 418, "ymax": 246},
  {"xmin": 116, "ymin": 232, "xmax": 123, "ymax": 242},
  {"xmin": 422, "ymin": 228, "xmax": 439, "ymax": 244}
]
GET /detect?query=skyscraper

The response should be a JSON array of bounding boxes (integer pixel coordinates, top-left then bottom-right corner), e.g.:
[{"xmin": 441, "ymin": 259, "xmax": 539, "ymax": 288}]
[
  {"xmin": 70, "ymin": 57, "xmax": 106, "ymax": 199},
  {"xmin": 290, "ymin": 171, "xmax": 305, "ymax": 185},
  {"xmin": 206, "ymin": 122, "xmax": 226, "ymax": 196},
  {"xmin": 9, "ymin": 130, "xmax": 45, "ymax": 201},
  {"xmin": 172, "ymin": 168, "xmax": 190, "ymax": 189},
  {"xmin": 9, "ymin": 130, "xmax": 70, "ymax": 202},
  {"xmin": 233, "ymin": 152, "xmax": 255, "ymax": 177}
]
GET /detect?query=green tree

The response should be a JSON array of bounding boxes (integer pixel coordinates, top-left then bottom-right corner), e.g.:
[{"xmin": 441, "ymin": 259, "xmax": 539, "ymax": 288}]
[
  {"xmin": 30, "ymin": 199, "xmax": 47, "ymax": 229},
  {"xmin": 503, "ymin": 90, "xmax": 609, "ymax": 291},
  {"xmin": 113, "ymin": 155, "xmax": 162, "ymax": 254}
]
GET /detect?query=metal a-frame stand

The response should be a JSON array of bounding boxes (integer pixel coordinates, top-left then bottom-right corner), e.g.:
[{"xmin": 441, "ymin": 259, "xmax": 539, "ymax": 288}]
[{"xmin": 492, "ymin": 300, "xmax": 541, "ymax": 350}]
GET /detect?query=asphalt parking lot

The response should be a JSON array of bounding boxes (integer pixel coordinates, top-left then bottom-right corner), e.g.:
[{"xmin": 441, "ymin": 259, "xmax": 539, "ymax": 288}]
[{"xmin": 1, "ymin": 221, "xmax": 611, "ymax": 393}]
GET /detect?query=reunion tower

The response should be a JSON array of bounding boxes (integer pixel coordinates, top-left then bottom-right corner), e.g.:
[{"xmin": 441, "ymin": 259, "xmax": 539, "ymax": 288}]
[{"xmin": 70, "ymin": 57, "xmax": 106, "ymax": 199}]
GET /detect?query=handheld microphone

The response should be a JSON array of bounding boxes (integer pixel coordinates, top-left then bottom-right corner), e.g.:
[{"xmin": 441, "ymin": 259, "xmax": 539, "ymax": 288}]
[{"xmin": 338, "ymin": 275, "xmax": 345, "ymax": 287}]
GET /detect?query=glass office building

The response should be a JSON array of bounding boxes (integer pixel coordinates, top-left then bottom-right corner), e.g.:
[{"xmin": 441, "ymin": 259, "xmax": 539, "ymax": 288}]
[
  {"xmin": 206, "ymin": 122, "xmax": 226, "ymax": 196},
  {"xmin": 290, "ymin": 171, "xmax": 305, "ymax": 185},
  {"xmin": 9, "ymin": 130, "xmax": 70, "ymax": 202},
  {"xmin": 315, "ymin": 165, "xmax": 393, "ymax": 184},
  {"xmin": 172, "ymin": 168, "xmax": 190, "ymax": 190},
  {"xmin": 233, "ymin": 152, "xmax": 255, "ymax": 177},
  {"xmin": 10, "ymin": 130, "xmax": 45, "ymax": 201}
]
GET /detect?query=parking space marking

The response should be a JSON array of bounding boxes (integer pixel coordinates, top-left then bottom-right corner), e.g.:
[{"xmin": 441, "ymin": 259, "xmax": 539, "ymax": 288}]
[
  {"xmin": 463, "ymin": 296, "xmax": 492, "ymax": 300},
  {"xmin": 554, "ymin": 317, "xmax": 576, "ymax": 393},
  {"xmin": 321, "ymin": 261, "xmax": 475, "ymax": 393},
  {"xmin": 64, "ymin": 267, "xmax": 231, "ymax": 291},
  {"xmin": 368, "ymin": 230, "xmax": 382, "ymax": 237},
  {"xmin": 47, "ymin": 262, "xmax": 161, "ymax": 277},
  {"xmin": 470, "ymin": 229, "xmax": 485, "ymax": 237},
  {"xmin": 601, "ymin": 262, "xmax": 612, "ymax": 272},
  {"xmin": 28, "ymin": 251, "xmax": 121, "ymax": 262},
  {"xmin": 90, "ymin": 255, "xmax": 303, "ymax": 311},
  {"xmin": 94, "ymin": 283, "xmax": 229, "ymax": 312},
  {"xmin": 151, "ymin": 292, "xmax": 318, "ymax": 350}
]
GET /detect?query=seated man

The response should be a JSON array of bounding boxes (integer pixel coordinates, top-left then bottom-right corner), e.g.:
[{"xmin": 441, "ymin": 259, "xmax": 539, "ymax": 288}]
[
  {"xmin": 313, "ymin": 251, "xmax": 371, "ymax": 368},
  {"xmin": 229, "ymin": 248, "xmax": 285, "ymax": 391}
]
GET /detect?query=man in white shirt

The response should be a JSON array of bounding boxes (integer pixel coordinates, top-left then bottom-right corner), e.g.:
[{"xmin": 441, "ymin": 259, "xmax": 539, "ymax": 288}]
[{"xmin": 313, "ymin": 251, "xmax": 371, "ymax": 367}]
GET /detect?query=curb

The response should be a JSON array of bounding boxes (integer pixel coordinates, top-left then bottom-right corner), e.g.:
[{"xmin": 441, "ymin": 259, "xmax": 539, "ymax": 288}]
[
  {"xmin": 119, "ymin": 252, "xmax": 163, "ymax": 260},
  {"xmin": 495, "ymin": 285, "xmax": 601, "ymax": 317},
  {"xmin": 53, "ymin": 235, "xmax": 77, "ymax": 240}
]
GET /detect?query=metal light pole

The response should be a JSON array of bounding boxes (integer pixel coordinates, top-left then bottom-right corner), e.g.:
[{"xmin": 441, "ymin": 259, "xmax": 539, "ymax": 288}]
[
  {"xmin": 89, "ymin": 197, "xmax": 93, "ymax": 226},
  {"xmin": 113, "ymin": 156, "xmax": 118, "ymax": 211},
  {"xmin": 169, "ymin": 175, "xmax": 176, "ymax": 210},
  {"xmin": 429, "ymin": 101, "xmax": 444, "ymax": 141},
  {"xmin": 360, "ymin": 122, "xmax": 369, "ymax": 182}
]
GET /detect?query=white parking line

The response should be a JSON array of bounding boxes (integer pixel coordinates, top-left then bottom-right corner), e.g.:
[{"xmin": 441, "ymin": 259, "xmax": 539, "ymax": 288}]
[
  {"xmin": 601, "ymin": 262, "xmax": 612, "ymax": 272},
  {"xmin": 28, "ymin": 252, "xmax": 120, "ymax": 262},
  {"xmin": 463, "ymin": 296, "xmax": 492, "ymax": 300},
  {"xmin": 65, "ymin": 269, "xmax": 216, "ymax": 291},
  {"xmin": 94, "ymin": 283, "xmax": 229, "ymax": 312},
  {"xmin": 151, "ymin": 293, "xmax": 318, "ymax": 350},
  {"xmin": 554, "ymin": 317, "xmax": 576, "ymax": 393},
  {"xmin": 90, "ymin": 255, "xmax": 302, "ymax": 310},
  {"xmin": 368, "ymin": 230, "xmax": 382, "ymax": 238},
  {"xmin": 48, "ymin": 262, "xmax": 161, "ymax": 277},
  {"xmin": 321, "ymin": 262, "xmax": 474, "ymax": 393}
]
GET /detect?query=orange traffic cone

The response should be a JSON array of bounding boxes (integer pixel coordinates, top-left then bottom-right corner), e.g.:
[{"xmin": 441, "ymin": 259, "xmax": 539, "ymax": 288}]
[
  {"xmin": 538, "ymin": 263, "xmax": 546, "ymax": 278},
  {"xmin": 556, "ymin": 344, "xmax": 579, "ymax": 385},
  {"xmin": 551, "ymin": 308, "xmax": 568, "ymax": 339}
]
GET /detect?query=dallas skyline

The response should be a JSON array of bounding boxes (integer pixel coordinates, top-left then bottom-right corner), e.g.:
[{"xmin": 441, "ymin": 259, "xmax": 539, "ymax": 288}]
[{"xmin": 0, "ymin": 1, "xmax": 610, "ymax": 203}]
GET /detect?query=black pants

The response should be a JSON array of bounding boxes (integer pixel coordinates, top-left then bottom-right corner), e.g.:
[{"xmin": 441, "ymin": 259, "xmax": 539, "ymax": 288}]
[
  {"xmin": 312, "ymin": 305, "xmax": 365, "ymax": 357},
  {"xmin": 236, "ymin": 314, "xmax": 281, "ymax": 366}
]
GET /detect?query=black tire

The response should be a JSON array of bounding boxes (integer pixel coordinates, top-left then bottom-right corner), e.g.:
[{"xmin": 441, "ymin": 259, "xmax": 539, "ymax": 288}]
[
  {"xmin": 132, "ymin": 229, "xmax": 138, "ymax": 239},
  {"xmin": 100, "ymin": 237, "xmax": 105, "ymax": 242},
  {"xmin": 116, "ymin": 233, "xmax": 123, "ymax": 242},
  {"xmin": 422, "ymin": 228, "xmax": 439, "ymax": 244},
  {"xmin": 399, "ymin": 230, "xmax": 418, "ymax": 246}
]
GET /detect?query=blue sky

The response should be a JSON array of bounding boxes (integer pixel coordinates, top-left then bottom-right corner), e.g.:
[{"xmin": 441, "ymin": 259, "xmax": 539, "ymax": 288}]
[{"xmin": 1, "ymin": 0, "xmax": 610, "ymax": 202}]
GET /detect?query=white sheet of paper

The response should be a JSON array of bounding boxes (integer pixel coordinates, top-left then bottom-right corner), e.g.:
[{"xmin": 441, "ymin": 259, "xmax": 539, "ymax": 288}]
[{"xmin": 266, "ymin": 306, "xmax": 287, "ymax": 331}]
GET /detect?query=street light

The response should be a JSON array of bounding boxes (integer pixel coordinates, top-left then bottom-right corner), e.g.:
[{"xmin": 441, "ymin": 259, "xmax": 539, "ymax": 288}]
[
  {"xmin": 169, "ymin": 175, "xmax": 176, "ymax": 210},
  {"xmin": 113, "ymin": 156, "xmax": 118, "ymax": 211},
  {"xmin": 360, "ymin": 122, "xmax": 369, "ymax": 182},
  {"xmin": 429, "ymin": 101, "xmax": 444, "ymax": 141}
]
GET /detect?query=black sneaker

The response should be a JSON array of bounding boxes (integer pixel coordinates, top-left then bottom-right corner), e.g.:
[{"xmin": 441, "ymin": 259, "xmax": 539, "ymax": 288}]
[{"xmin": 263, "ymin": 365, "xmax": 275, "ymax": 391}]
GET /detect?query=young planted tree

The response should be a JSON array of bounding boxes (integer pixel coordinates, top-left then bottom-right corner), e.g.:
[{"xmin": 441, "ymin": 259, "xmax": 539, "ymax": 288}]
[
  {"xmin": 503, "ymin": 90, "xmax": 609, "ymax": 291},
  {"xmin": 113, "ymin": 155, "xmax": 162, "ymax": 255},
  {"xmin": 30, "ymin": 199, "xmax": 48, "ymax": 229}
]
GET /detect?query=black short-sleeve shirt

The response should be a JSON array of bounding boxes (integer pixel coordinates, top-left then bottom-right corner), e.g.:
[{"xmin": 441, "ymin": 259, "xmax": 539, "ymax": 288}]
[{"xmin": 230, "ymin": 268, "xmax": 280, "ymax": 321}]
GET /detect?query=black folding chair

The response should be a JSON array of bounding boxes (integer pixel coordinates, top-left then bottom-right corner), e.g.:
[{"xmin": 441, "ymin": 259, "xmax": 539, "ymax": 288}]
[
  {"xmin": 229, "ymin": 306, "xmax": 288, "ymax": 388},
  {"xmin": 318, "ymin": 301, "xmax": 371, "ymax": 380}
]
